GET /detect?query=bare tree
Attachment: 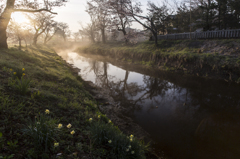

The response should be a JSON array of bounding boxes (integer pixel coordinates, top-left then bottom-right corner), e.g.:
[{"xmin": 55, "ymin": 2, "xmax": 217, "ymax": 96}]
[
  {"xmin": 86, "ymin": 0, "xmax": 111, "ymax": 43},
  {"xmin": 109, "ymin": 0, "xmax": 132, "ymax": 43},
  {"xmin": 124, "ymin": 0, "xmax": 164, "ymax": 46},
  {"xmin": 27, "ymin": 12, "xmax": 54, "ymax": 45},
  {"xmin": 8, "ymin": 20, "xmax": 24, "ymax": 50},
  {"xmin": 57, "ymin": 22, "xmax": 70, "ymax": 42},
  {"xmin": 72, "ymin": 32, "xmax": 80, "ymax": 42},
  {"xmin": 0, "ymin": 0, "xmax": 67, "ymax": 49},
  {"xmin": 44, "ymin": 20, "xmax": 59, "ymax": 44},
  {"xmin": 79, "ymin": 19, "xmax": 98, "ymax": 43}
]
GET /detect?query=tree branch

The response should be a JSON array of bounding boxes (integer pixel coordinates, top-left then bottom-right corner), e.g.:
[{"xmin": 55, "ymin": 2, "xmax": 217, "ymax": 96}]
[{"xmin": 13, "ymin": 9, "xmax": 57, "ymax": 14}]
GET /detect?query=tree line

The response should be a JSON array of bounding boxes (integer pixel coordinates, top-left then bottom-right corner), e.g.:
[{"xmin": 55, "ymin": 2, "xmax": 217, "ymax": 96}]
[
  {"xmin": 8, "ymin": 12, "xmax": 71, "ymax": 50},
  {"xmin": 0, "ymin": 0, "xmax": 239, "ymax": 49},
  {"xmin": 81, "ymin": 0, "xmax": 240, "ymax": 46},
  {"xmin": 0, "ymin": 0, "xmax": 70, "ymax": 49}
]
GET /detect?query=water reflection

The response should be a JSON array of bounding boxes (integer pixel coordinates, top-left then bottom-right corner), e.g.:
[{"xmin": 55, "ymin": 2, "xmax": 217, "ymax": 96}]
[{"xmin": 65, "ymin": 52, "xmax": 240, "ymax": 159}]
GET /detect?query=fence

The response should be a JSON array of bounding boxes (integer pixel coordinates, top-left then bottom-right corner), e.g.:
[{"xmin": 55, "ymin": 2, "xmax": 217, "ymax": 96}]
[{"xmin": 157, "ymin": 29, "xmax": 240, "ymax": 40}]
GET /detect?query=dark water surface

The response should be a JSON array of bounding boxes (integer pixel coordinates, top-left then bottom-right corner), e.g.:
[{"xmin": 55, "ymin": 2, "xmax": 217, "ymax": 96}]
[{"xmin": 63, "ymin": 52, "xmax": 240, "ymax": 159}]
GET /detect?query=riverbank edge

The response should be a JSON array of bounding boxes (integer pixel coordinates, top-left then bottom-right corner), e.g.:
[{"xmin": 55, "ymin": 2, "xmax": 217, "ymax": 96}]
[
  {"xmin": 77, "ymin": 40, "xmax": 240, "ymax": 83},
  {"xmin": 0, "ymin": 45, "xmax": 151, "ymax": 159}
]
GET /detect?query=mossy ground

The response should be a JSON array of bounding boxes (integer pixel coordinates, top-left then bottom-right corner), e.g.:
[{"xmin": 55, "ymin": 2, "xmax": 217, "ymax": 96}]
[
  {"xmin": 78, "ymin": 40, "xmax": 240, "ymax": 82},
  {"xmin": 0, "ymin": 45, "xmax": 147, "ymax": 159}
]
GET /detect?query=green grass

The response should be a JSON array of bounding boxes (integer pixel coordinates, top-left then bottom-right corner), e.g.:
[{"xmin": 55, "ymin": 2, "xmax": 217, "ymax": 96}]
[
  {"xmin": 77, "ymin": 40, "xmax": 240, "ymax": 82},
  {"xmin": 0, "ymin": 45, "xmax": 147, "ymax": 159}
]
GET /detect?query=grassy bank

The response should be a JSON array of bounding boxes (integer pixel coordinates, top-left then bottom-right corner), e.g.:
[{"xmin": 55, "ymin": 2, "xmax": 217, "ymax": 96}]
[
  {"xmin": 0, "ymin": 45, "xmax": 147, "ymax": 159},
  {"xmin": 78, "ymin": 40, "xmax": 240, "ymax": 82}
]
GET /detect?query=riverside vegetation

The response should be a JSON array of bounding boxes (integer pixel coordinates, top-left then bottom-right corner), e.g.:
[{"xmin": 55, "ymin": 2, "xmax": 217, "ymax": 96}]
[
  {"xmin": 78, "ymin": 39, "xmax": 240, "ymax": 82},
  {"xmin": 0, "ymin": 45, "xmax": 148, "ymax": 159}
]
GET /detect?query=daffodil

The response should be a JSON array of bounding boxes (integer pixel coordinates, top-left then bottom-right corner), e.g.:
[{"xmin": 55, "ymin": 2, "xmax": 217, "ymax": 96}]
[
  {"xmin": 130, "ymin": 134, "xmax": 134, "ymax": 138},
  {"xmin": 89, "ymin": 118, "xmax": 93, "ymax": 122},
  {"xmin": 13, "ymin": 72, "xmax": 16, "ymax": 75},
  {"xmin": 130, "ymin": 138, "xmax": 133, "ymax": 142},
  {"xmin": 54, "ymin": 142, "xmax": 59, "ymax": 147},
  {"xmin": 10, "ymin": 69, "xmax": 12, "ymax": 71},
  {"xmin": 108, "ymin": 120, "xmax": 111, "ymax": 123},
  {"xmin": 70, "ymin": 130, "xmax": 75, "ymax": 135},
  {"xmin": 131, "ymin": 151, "xmax": 134, "ymax": 154},
  {"xmin": 22, "ymin": 68, "xmax": 25, "ymax": 71},
  {"xmin": 45, "ymin": 109, "xmax": 50, "ymax": 114},
  {"xmin": 22, "ymin": 73, "xmax": 25, "ymax": 76},
  {"xmin": 108, "ymin": 140, "xmax": 112, "ymax": 144},
  {"xmin": 67, "ymin": 123, "xmax": 72, "ymax": 128},
  {"xmin": 58, "ymin": 124, "xmax": 62, "ymax": 129}
]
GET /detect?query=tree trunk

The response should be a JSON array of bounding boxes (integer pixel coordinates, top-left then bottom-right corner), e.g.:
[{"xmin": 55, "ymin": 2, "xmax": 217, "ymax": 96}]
[
  {"xmin": 18, "ymin": 37, "xmax": 21, "ymax": 50},
  {"xmin": 44, "ymin": 36, "xmax": 48, "ymax": 44},
  {"xmin": 24, "ymin": 39, "xmax": 27, "ymax": 48},
  {"xmin": 32, "ymin": 34, "xmax": 39, "ymax": 45},
  {"xmin": 0, "ymin": 0, "xmax": 15, "ymax": 49},
  {"xmin": 122, "ymin": 29, "xmax": 129, "ymax": 44},
  {"xmin": 153, "ymin": 33, "xmax": 158, "ymax": 47},
  {"xmin": 101, "ymin": 29, "xmax": 106, "ymax": 43}
]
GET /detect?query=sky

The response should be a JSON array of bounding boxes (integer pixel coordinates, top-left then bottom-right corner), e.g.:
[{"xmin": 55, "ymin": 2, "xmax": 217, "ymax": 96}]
[
  {"xmin": 11, "ymin": 0, "xmax": 179, "ymax": 33},
  {"xmin": 52, "ymin": 0, "xmax": 162, "ymax": 33}
]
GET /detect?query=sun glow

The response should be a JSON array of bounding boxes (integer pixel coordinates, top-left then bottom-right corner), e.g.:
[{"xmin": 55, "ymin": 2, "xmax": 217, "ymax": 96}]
[{"xmin": 11, "ymin": 12, "xmax": 30, "ymax": 24}]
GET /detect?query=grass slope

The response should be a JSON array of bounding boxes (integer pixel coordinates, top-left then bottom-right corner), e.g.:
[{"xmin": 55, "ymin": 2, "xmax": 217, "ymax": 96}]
[{"xmin": 0, "ymin": 45, "xmax": 147, "ymax": 159}]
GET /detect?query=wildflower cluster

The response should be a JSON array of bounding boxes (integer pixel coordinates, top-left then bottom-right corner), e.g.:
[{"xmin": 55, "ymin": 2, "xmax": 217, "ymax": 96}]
[
  {"xmin": 88, "ymin": 114, "xmax": 143, "ymax": 158},
  {"xmin": 44, "ymin": 109, "xmax": 76, "ymax": 149},
  {"xmin": 8, "ymin": 67, "xmax": 31, "ymax": 95},
  {"xmin": 129, "ymin": 134, "xmax": 134, "ymax": 142}
]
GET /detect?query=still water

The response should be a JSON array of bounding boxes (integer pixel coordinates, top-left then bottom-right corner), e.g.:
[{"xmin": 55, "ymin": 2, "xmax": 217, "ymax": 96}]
[{"xmin": 64, "ymin": 52, "xmax": 240, "ymax": 159}]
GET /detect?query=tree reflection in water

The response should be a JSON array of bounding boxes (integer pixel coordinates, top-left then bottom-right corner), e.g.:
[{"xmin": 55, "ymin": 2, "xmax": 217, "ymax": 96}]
[{"xmin": 67, "ymin": 52, "xmax": 240, "ymax": 159}]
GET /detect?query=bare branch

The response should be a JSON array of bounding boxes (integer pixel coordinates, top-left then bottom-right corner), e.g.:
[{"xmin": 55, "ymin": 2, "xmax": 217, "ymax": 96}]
[{"xmin": 13, "ymin": 8, "xmax": 57, "ymax": 14}]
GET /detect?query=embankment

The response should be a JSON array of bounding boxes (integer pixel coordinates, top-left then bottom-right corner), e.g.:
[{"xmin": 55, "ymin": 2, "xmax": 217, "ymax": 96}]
[
  {"xmin": 77, "ymin": 39, "xmax": 240, "ymax": 82},
  {"xmin": 0, "ymin": 45, "xmax": 149, "ymax": 159}
]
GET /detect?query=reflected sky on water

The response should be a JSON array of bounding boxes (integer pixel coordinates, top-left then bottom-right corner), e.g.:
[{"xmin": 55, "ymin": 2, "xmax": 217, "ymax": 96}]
[{"xmin": 64, "ymin": 52, "xmax": 240, "ymax": 159}]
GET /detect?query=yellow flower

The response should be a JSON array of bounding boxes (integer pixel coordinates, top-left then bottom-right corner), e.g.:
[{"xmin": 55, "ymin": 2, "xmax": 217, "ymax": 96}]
[
  {"xmin": 22, "ymin": 68, "xmax": 25, "ymax": 71},
  {"xmin": 89, "ymin": 118, "xmax": 93, "ymax": 122},
  {"xmin": 58, "ymin": 124, "xmax": 62, "ymax": 129},
  {"xmin": 98, "ymin": 115, "xmax": 101, "ymax": 119},
  {"xmin": 70, "ymin": 130, "xmax": 75, "ymax": 135},
  {"xmin": 108, "ymin": 140, "xmax": 112, "ymax": 144},
  {"xmin": 130, "ymin": 134, "xmax": 134, "ymax": 138},
  {"xmin": 13, "ymin": 72, "xmax": 16, "ymax": 75},
  {"xmin": 45, "ymin": 109, "xmax": 50, "ymax": 114},
  {"xmin": 130, "ymin": 138, "xmax": 133, "ymax": 142},
  {"xmin": 108, "ymin": 120, "xmax": 111, "ymax": 123},
  {"xmin": 67, "ymin": 123, "xmax": 72, "ymax": 128},
  {"xmin": 10, "ymin": 69, "xmax": 12, "ymax": 71},
  {"xmin": 131, "ymin": 151, "xmax": 134, "ymax": 154},
  {"xmin": 22, "ymin": 73, "xmax": 25, "ymax": 76},
  {"xmin": 54, "ymin": 142, "xmax": 59, "ymax": 147}
]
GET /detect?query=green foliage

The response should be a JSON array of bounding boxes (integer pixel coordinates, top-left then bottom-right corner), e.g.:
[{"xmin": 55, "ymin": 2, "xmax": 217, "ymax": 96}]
[
  {"xmin": 22, "ymin": 113, "xmax": 59, "ymax": 158},
  {"xmin": 89, "ymin": 120, "xmax": 147, "ymax": 159},
  {"xmin": 14, "ymin": 76, "xmax": 31, "ymax": 95}
]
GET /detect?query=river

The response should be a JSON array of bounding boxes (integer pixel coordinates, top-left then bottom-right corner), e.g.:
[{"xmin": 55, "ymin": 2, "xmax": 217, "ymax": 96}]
[{"xmin": 61, "ymin": 51, "xmax": 240, "ymax": 159}]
